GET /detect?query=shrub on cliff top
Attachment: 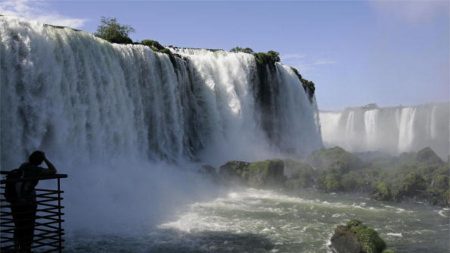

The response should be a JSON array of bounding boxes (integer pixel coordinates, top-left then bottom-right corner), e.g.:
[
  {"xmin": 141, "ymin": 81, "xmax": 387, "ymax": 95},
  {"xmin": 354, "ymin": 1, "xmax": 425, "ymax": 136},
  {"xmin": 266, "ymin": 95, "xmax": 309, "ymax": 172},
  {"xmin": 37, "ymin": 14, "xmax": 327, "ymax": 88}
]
[
  {"xmin": 254, "ymin": 50, "xmax": 281, "ymax": 64},
  {"xmin": 141, "ymin": 39, "xmax": 165, "ymax": 51},
  {"xmin": 230, "ymin": 47, "xmax": 254, "ymax": 54},
  {"xmin": 95, "ymin": 17, "xmax": 134, "ymax": 44}
]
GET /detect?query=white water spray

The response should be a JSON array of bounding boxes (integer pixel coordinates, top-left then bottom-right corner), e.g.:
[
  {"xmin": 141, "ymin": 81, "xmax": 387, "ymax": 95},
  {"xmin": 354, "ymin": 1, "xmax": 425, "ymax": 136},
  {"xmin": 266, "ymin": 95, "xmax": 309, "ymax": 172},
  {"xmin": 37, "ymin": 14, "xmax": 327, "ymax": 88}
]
[{"xmin": 320, "ymin": 103, "xmax": 449, "ymax": 159}]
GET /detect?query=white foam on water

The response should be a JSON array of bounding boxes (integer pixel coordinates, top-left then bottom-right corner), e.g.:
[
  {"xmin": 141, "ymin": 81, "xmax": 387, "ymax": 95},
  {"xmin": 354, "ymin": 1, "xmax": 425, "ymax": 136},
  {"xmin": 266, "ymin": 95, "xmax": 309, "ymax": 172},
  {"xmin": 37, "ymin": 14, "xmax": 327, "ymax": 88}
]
[{"xmin": 386, "ymin": 232, "xmax": 403, "ymax": 237}]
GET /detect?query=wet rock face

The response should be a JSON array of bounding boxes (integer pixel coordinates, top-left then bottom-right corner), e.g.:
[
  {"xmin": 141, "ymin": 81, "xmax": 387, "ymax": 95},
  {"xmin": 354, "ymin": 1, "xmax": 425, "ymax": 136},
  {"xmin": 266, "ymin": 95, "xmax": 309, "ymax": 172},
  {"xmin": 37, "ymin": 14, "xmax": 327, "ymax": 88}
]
[
  {"xmin": 218, "ymin": 161, "xmax": 251, "ymax": 183},
  {"xmin": 329, "ymin": 220, "xmax": 387, "ymax": 253},
  {"xmin": 218, "ymin": 160, "xmax": 285, "ymax": 187},
  {"xmin": 245, "ymin": 160, "xmax": 285, "ymax": 187},
  {"xmin": 330, "ymin": 225, "xmax": 363, "ymax": 253}
]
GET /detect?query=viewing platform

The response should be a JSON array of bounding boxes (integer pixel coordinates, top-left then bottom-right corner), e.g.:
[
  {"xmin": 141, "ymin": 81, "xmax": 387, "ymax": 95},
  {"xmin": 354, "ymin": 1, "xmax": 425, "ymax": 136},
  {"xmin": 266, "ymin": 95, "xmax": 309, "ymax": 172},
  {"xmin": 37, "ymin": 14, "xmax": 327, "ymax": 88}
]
[{"xmin": 0, "ymin": 172, "xmax": 67, "ymax": 253}]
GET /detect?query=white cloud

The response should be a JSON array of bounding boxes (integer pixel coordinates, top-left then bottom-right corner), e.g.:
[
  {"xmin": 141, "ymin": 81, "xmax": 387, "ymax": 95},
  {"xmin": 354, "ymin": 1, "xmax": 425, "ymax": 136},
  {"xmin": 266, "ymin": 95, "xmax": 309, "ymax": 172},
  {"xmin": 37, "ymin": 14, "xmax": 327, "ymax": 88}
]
[
  {"xmin": 0, "ymin": 0, "xmax": 86, "ymax": 28},
  {"xmin": 370, "ymin": 0, "xmax": 448, "ymax": 23},
  {"xmin": 282, "ymin": 54, "xmax": 335, "ymax": 74}
]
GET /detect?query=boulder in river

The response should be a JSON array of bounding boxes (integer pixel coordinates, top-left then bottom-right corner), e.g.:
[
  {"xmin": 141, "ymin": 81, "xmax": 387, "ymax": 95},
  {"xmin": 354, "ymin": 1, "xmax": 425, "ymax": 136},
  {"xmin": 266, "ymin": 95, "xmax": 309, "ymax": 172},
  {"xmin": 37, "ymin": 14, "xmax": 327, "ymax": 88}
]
[{"xmin": 330, "ymin": 219, "xmax": 395, "ymax": 253}]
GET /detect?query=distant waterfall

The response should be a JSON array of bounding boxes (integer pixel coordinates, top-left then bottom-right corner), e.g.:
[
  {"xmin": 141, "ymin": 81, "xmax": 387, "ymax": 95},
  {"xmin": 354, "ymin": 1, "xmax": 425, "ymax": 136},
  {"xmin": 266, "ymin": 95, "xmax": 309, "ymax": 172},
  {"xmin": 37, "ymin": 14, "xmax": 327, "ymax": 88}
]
[
  {"xmin": 397, "ymin": 107, "xmax": 416, "ymax": 152},
  {"xmin": 320, "ymin": 103, "xmax": 449, "ymax": 159},
  {"xmin": 0, "ymin": 17, "xmax": 322, "ymax": 170}
]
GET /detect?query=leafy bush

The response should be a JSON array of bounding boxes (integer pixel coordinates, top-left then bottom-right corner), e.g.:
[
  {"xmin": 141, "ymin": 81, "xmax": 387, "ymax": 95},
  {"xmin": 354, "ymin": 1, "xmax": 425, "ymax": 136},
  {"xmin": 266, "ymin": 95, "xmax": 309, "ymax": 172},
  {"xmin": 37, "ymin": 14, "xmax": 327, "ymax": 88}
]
[
  {"xmin": 301, "ymin": 78, "xmax": 316, "ymax": 98},
  {"xmin": 372, "ymin": 181, "xmax": 392, "ymax": 201},
  {"xmin": 284, "ymin": 160, "xmax": 316, "ymax": 189},
  {"xmin": 140, "ymin": 39, "xmax": 174, "ymax": 55},
  {"xmin": 254, "ymin": 51, "xmax": 281, "ymax": 64},
  {"xmin": 290, "ymin": 67, "xmax": 316, "ymax": 98},
  {"xmin": 346, "ymin": 220, "xmax": 386, "ymax": 253},
  {"xmin": 141, "ymin": 39, "xmax": 165, "ymax": 51},
  {"xmin": 398, "ymin": 172, "xmax": 427, "ymax": 198},
  {"xmin": 266, "ymin": 50, "xmax": 280, "ymax": 62},
  {"xmin": 308, "ymin": 147, "xmax": 362, "ymax": 173},
  {"xmin": 230, "ymin": 47, "xmax": 254, "ymax": 54},
  {"xmin": 318, "ymin": 170, "xmax": 342, "ymax": 192},
  {"xmin": 95, "ymin": 17, "xmax": 134, "ymax": 44}
]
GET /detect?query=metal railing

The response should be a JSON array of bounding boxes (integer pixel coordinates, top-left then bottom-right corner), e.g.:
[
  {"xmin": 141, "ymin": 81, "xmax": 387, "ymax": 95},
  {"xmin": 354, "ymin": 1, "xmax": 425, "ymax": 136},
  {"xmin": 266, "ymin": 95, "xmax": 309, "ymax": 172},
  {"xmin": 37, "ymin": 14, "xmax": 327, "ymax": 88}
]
[{"xmin": 0, "ymin": 173, "xmax": 67, "ymax": 253}]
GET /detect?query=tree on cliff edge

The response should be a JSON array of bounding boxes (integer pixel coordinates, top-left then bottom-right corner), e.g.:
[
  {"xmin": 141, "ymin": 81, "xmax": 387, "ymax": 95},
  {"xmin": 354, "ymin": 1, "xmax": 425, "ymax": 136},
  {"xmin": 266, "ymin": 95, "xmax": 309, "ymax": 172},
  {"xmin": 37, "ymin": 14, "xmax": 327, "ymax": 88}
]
[{"xmin": 95, "ymin": 17, "xmax": 134, "ymax": 44}]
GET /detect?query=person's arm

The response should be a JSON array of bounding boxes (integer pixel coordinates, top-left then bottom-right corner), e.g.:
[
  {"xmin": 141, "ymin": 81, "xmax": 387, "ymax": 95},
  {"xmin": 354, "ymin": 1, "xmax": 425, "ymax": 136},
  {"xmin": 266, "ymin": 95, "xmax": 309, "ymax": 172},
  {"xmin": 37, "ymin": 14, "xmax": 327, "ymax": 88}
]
[{"xmin": 43, "ymin": 156, "xmax": 57, "ymax": 174}]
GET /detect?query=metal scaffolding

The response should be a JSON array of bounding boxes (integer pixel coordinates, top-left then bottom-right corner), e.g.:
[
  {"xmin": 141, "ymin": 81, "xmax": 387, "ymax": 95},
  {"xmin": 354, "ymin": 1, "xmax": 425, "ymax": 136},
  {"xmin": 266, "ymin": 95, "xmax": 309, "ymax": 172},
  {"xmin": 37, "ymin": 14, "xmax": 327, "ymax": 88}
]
[{"xmin": 0, "ymin": 173, "xmax": 67, "ymax": 253}]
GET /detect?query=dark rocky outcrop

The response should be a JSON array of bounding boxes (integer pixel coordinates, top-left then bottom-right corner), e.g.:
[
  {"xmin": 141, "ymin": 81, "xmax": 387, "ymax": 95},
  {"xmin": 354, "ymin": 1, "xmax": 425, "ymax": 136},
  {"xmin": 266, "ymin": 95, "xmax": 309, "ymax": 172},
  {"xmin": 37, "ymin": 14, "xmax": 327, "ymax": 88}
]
[
  {"xmin": 245, "ymin": 160, "xmax": 285, "ymax": 187},
  {"xmin": 330, "ymin": 220, "xmax": 394, "ymax": 253},
  {"xmin": 218, "ymin": 161, "xmax": 251, "ymax": 183},
  {"xmin": 284, "ymin": 159, "xmax": 316, "ymax": 190},
  {"xmin": 308, "ymin": 147, "xmax": 363, "ymax": 173},
  {"xmin": 218, "ymin": 160, "xmax": 285, "ymax": 187},
  {"xmin": 416, "ymin": 147, "xmax": 444, "ymax": 166}
]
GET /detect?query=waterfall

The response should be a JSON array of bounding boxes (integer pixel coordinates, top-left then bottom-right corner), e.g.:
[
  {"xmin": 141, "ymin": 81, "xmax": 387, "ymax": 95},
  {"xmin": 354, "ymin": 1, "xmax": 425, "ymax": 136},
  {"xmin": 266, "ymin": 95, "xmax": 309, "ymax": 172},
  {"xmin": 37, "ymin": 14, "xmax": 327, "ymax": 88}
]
[
  {"xmin": 0, "ymin": 17, "xmax": 322, "ymax": 169},
  {"xmin": 320, "ymin": 103, "xmax": 449, "ymax": 159},
  {"xmin": 397, "ymin": 107, "xmax": 416, "ymax": 152},
  {"xmin": 0, "ymin": 17, "xmax": 323, "ymax": 231},
  {"xmin": 364, "ymin": 109, "xmax": 378, "ymax": 149}
]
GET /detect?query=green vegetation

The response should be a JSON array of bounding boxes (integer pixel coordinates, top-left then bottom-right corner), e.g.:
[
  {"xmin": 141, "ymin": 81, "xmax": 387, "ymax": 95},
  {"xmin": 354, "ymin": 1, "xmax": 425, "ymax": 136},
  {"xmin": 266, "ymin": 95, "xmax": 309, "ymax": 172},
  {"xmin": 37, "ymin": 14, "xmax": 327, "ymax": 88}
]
[
  {"xmin": 254, "ymin": 50, "xmax": 281, "ymax": 64},
  {"xmin": 95, "ymin": 17, "xmax": 134, "ymax": 44},
  {"xmin": 245, "ymin": 160, "xmax": 285, "ymax": 187},
  {"xmin": 331, "ymin": 220, "xmax": 391, "ymax": 253},
  {"xmin": 230, "ymin": 47, "xmax": 254, "ymax": 54},
  {"xmin": 309, "ymin": 147, "xmax": 362, "ymax": 173},
  {"xmin": 141, "ymin": 39, "xmax": 172, "ymax": 54},
  {"xmin": 301, "ymin": 78, "xmax": 315, "ymax": 98},
  {"xmin": 229, "ymin": 47, "xmax": 280, "ymax": 64},
  {"xmin": 284, "ymin": 160, "xmax": 315, "ymax": 189},
  {"xmin": 373, "ymin": 181, "xmax": 392, "ymax": 201},
  {"xmin": 318, "ymin": 170, "xmax": 342, "ymax": 192},
  {"xmin": 290, "ymin": 67, "xmax": 316, "ymax": 98},
  {"xmin": 218, "ymin": 160, "xmax": 284, "ymax": 187},
  {"xmin": 306, "ymin": 147, "xmax": 449, "ymax": 206},
  {"xmin": 141, "ymin": 39, "xmax": 165, "ymax": 51},
  {"xmin": 94, "ymin": 18, "xmax": 175, "ymax": 56},
  {"xmin": 230, "ymin": 47, "xmax": 315, "ymax": 98},
  {"xmin": 346, "ymin": 220, "xmax": 386, "ymax": 253},
  {"xmin": 215, "ymin": 146, "xmax": 449, "ymax": 207}
]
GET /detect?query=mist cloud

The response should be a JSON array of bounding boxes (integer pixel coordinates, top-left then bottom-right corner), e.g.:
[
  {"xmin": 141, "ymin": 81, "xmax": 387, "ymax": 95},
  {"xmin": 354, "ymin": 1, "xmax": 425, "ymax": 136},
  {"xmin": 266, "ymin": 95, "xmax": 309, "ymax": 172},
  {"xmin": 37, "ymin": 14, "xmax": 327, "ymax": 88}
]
[{"xmin": 0, "ymin": 0, "xmax": 86, "ymax": 28}]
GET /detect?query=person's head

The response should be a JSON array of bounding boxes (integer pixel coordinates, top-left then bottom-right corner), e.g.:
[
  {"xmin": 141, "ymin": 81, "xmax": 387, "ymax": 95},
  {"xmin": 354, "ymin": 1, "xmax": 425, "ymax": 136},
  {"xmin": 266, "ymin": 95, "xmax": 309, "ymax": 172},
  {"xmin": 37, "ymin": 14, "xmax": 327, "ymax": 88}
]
[{"xmin": 29, "ymin": 151, "xmax": 45, "ymax": 165}]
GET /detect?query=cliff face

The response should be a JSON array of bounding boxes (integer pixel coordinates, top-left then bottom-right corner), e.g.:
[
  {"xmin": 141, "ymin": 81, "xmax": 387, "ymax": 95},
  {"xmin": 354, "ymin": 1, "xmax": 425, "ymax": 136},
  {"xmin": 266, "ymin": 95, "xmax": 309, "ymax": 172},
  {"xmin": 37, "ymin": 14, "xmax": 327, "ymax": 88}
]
[
  {"xmin": 320, "ymin": 103, "xmax": 449, "ymax": 159},
  {"xmin": 0, "ymin": 17, "xmax": 322, "ymax": 169}
]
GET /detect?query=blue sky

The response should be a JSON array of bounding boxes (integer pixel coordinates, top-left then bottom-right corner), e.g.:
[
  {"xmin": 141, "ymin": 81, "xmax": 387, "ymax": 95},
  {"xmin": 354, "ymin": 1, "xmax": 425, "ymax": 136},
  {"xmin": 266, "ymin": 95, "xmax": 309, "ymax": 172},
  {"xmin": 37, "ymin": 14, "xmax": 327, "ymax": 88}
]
[{"xmin": 1, "ymin": 0, "xmax": 448, "ymax": 110}]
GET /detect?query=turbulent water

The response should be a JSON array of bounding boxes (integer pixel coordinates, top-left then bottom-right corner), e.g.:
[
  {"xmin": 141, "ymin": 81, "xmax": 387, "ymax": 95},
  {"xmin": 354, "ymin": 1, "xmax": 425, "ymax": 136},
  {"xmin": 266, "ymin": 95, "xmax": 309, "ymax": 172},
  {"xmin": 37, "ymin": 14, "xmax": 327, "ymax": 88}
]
[
  {"xmin": 320, "ymin": 103, "xmax": 449, "ymax": 159},
  {"xmin": 66, "ymin": 188, "xmax": 450, "ymax": 253}
]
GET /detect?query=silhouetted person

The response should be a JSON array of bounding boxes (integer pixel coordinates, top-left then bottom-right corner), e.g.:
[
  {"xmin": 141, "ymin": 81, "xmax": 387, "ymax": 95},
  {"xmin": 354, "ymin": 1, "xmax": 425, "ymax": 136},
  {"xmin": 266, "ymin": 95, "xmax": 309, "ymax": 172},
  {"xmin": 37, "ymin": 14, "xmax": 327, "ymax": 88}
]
[{"xmin": 9, "ymin": 151, "xmax": 57, "ymax": 253}]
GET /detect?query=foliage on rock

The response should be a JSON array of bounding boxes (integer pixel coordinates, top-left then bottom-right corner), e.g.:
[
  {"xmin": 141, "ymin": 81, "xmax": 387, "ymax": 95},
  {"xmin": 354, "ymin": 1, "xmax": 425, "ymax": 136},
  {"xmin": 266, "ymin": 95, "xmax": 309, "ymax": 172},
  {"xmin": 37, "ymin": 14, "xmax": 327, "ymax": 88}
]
[
  {"xmin": 330, "ymin": 220, "xmax": 388, "ymax": 253},
  {"xmin": 230, "ymin": 47, "xmax": 254, "ymax": 54},
  {"xmin": 214, "ymin": 146, "xmax": 448, "ymax": 206},
  {"xmin": 95, "ymin": 17, "xmax": 134, "ymax": 44}
]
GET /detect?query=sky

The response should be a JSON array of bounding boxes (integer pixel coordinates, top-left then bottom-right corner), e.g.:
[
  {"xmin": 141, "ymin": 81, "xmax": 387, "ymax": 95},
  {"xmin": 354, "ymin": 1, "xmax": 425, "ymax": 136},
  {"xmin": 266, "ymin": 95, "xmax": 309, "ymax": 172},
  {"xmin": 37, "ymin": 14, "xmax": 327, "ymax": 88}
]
[{"xmin": 0, "ymin": 0, "xmax": 449, "ymax": 110}]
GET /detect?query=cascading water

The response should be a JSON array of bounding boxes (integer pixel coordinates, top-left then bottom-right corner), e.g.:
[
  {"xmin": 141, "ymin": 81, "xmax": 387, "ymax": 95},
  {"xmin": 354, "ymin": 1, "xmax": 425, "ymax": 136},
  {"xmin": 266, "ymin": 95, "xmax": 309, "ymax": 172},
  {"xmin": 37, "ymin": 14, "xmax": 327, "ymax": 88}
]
[
  {"xmin": 0, "ymin": 17, "xmax": 322, "ymax": 231},
  {"xmin": 0, "ymin": 18, "xmax": 322, "ymax": 170},
  {"xmin": 320, "ymin": 103, "xmax": 449, "ymax": 159}
]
